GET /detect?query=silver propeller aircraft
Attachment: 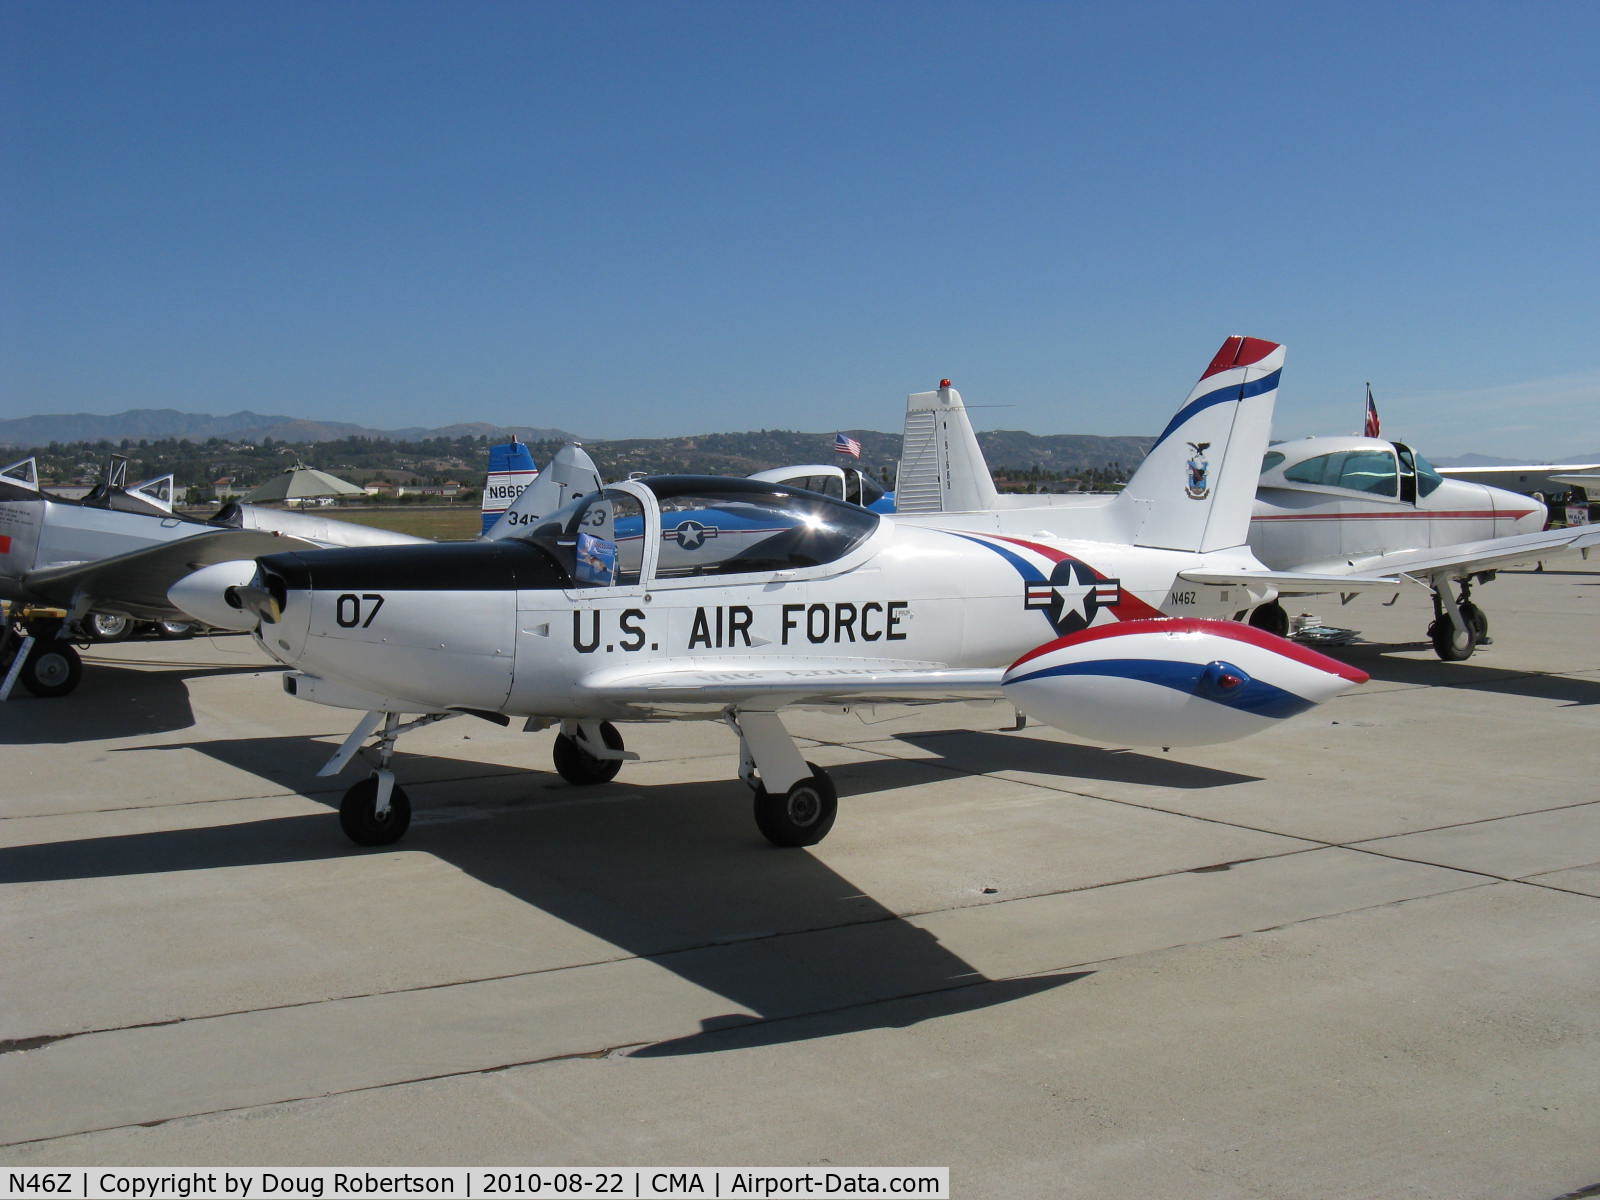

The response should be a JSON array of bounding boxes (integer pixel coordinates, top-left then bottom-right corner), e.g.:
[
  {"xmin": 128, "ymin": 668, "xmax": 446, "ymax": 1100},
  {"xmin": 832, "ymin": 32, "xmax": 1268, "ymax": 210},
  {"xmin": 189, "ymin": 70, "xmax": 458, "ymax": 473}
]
[
  {"xmin": 171, "ymin": 336, "xmax": 1368, "ymax": 850},
  {"xmin": 0, "ymin": 454, "xmax": 422, "ymax": 697}
]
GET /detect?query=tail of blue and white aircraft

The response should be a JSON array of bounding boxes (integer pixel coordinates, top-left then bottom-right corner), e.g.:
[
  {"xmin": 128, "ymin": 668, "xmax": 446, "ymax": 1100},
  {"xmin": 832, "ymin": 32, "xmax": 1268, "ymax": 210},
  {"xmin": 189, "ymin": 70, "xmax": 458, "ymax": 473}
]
[
  {"xmin": 480, "ymin": 437, "xmax": 540, "ymax": 535},
  {"xmin": 892, "ymin": 336, "xmax": 1285, "ymax": 553},
  {"xmin": 1108, "ymin": 335, "xmax": 1283, "ymax": 552},
  {"xmin": 482, "ymin": 442, "xmax": 603, "ymax": 540}
]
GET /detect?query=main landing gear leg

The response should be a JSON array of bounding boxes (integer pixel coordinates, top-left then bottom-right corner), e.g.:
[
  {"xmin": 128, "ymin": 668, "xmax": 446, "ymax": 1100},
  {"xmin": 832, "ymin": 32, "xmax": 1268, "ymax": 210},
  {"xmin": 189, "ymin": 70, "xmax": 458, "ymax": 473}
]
[
  {"xmin": 1427, "ymin": 578, "xmax": 1488, "ymax": 662},
  {"xmin": 724, "ymin": 709, "xmax": 838, "ymax": 848},
  {"xmin": 319, "ymin": 710, "xmax": 456, "ymax": 846}
]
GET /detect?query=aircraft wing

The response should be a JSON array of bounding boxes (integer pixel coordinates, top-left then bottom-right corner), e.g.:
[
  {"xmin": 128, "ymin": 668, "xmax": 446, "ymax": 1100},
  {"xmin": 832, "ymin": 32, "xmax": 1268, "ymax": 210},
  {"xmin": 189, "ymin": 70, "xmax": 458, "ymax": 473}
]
[
  {"xmin": 1180, "ymin": 568, "xmax": 1408, "ymax": 594},
  {"xmin": 24, "ymin": 528, "xmax": 319, "ymax": 621},
  {"xmin": 1183, "ymin": 524, "xmax": 1600, "ymax": 595},
  {"xmin": 579, "ymin": 659, "xmax": 1003, "ymax": 713}
]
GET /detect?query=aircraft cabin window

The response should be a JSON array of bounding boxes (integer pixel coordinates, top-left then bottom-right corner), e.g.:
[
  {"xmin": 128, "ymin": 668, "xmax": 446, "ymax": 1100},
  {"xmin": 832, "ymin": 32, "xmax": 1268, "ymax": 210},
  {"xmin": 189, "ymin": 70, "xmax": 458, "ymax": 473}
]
[
  {"xmin": 522, "ymin": 488, "xmax": 645, "ymax": 587},
  {"xmin": 858, "ymin": 473, "xmax": 886, "ymax": 506},
  {"xmin": 1282, "ymin": 453, "xmax": 1339, "ymax": 487},
  {"xmin": 1336, "ymin": 449, "xmax": 1399, "ymax": 496},
  {"xmin": 799, "ymin": 474, "xmax": 845, "ymax": 500},
  {"xmin": 1413, "ymin": 453, "xmax": 1446, "ymax": 498},
  {"xmin": 1282, "ymin": 450, "xmax": 1398, "ymax": 496},
  {"xmin": 1261, "ymin": 451, "xmax": 1286, "ymax": 474},
  {"xmin": 649, "ymin": 478, "xmax": 879, "ymax": 580}
]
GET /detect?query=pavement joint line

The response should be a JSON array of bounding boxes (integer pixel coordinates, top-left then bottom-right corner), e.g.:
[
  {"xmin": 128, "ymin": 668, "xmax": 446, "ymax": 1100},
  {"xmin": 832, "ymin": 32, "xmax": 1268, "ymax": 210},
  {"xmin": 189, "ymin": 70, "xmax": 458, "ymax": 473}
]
[
  {"xmin": 0, "ymin": 874, "xmax": 1520, "ymax": 1150},
  {"xmin": 1016, "ymin": 878, "xmax": 1506, "ymax": 980},
  {"xmin": 823, "ymin": 730, "xmax": 1600, "ymax": 859},
  {"xmin": 0, "ymin": 838, "xmax": 1439, "ymax": 1056},
  {"xmin": 0, "ymin": 1039, "xmax": 658, "ymax": 1150},
  {"xmin": 1343, "ymin": 845, "xmax": 1600, "ymax": 900},
  {"xmin": 1341, "ymin": 795, "xmax": 1600, "ymax": 844}
]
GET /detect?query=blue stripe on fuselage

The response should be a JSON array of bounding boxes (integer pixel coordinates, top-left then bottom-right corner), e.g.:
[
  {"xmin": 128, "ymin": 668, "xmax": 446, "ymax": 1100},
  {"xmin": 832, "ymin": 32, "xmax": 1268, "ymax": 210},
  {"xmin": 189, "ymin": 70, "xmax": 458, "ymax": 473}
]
[
  {"xmin": 1005, "ymin": 657, "xmax": 1313, "ymax": 719},
  {"xmin": 944, "ymin": 531, "xmax": 1047, "ymax": 583}
]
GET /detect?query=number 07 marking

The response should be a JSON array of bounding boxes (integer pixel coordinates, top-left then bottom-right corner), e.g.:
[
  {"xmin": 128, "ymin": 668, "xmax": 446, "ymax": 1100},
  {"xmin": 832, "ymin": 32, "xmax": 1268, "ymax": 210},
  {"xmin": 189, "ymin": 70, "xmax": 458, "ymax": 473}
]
[{"xmin": 335, "ymin": 593, "xmax": 385, "ymax": 628}]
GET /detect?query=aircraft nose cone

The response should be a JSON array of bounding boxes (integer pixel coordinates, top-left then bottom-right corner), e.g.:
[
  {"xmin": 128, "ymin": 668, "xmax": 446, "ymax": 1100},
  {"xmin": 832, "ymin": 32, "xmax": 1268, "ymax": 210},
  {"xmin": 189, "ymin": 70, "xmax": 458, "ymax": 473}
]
[{"xmin": 168, "ymin": 560, "xmax": 262, "ymax": 632}]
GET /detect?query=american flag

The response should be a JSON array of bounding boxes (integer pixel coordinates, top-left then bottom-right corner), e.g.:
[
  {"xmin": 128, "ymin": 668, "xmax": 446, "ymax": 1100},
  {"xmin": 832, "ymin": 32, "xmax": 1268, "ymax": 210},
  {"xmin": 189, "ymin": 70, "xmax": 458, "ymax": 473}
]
[
  {"xmin": 1363, "ymin": 383, "xmax": 1381, "ymax": 438},
  {"xmin": 833, "ymin": 432, "xmax": 862, "ymax": 459}
]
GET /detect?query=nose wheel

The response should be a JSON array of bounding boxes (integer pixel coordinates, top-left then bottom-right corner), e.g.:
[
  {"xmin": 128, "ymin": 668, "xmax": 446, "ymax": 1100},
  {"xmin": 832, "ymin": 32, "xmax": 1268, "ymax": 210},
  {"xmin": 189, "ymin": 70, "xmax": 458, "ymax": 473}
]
[{"xmin": 339, "ymin": 774, "xmax": 412, "ymax": 846}]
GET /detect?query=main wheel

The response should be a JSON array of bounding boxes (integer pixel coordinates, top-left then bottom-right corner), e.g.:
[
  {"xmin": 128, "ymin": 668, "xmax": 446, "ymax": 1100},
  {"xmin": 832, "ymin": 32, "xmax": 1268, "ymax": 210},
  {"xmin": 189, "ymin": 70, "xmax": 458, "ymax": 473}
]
[
  {"xmin": 1248, "ymin": 601, "xmax": 1289, "ymax": 638},
  {"xmin": 339, "ymin": 777, "xmax": 412, "ymax": 846},
  {"xmin": 87, "ymin": 612, "xmax": 133, "ymax": 642},
  {"xmin": 155, "ymin": 620, "xmax": 197, "ymax": 639},
  {"xmin": 552, "ymin": 721, "xmax": 625, "ymax": 785},
  {"xmin": 21, "ymin": 640, "xmax": 83, "ymax": 698},
  {"xmin": 753, "ymin": 762, "xmax": 838, "ymax": 848},
  {"xmin": 1429, "ymin": 614, "xmax": 1478, "ymax": 661},
  {"xmin": 1461, "ymin": 601, "xmax": 1489, "ymax": 643}
]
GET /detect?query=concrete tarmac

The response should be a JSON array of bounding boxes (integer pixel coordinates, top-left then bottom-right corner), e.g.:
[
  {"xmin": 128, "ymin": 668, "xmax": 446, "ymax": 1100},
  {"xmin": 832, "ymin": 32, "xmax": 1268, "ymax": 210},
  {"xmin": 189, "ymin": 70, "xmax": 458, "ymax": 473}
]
[{"xmin": 2, "ymin": 565, "xmax": 1597, "ymax": 1198}]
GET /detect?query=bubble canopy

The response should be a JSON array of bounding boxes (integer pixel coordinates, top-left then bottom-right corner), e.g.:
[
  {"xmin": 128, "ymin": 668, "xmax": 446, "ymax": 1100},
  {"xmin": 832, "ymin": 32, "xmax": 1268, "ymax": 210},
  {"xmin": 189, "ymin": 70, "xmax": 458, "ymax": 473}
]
[{"xmin": 520, "ymin": 475, "xmax": 883, "ymax": 588}]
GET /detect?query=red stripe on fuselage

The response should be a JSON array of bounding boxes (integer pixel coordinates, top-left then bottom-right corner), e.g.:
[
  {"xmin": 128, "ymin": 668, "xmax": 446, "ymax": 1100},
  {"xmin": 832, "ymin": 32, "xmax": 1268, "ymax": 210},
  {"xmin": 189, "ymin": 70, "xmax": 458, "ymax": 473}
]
[
  {"xmin": 1250, "ymin": 510, "xmax": 1529, "ymax": 522},
  {"xmin": 1008, "ymin": 617, "xmax": 1369, "ymax": 683}
]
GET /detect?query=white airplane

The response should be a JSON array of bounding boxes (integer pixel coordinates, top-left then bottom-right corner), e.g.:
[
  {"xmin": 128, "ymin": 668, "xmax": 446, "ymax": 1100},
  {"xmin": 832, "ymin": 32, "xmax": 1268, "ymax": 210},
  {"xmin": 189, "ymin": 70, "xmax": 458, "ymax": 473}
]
[
  {"xmin": 1236, "ymin": 436, "xmax": 1600, "ymax": 658},
  {"xmin": 1436, "ymin": 461, "xmax": 1600, "ymax": 503},
  {"xmin": 171, "ymin": 336, "xmax": 1368, "ymax": 849},
  {"xmin": 0, "ymin": 454, "xmax": 425, "ymax": 698},
  {"xmin": 887, "ymin": 371, "xmax": 1600, "ymax": 661}
]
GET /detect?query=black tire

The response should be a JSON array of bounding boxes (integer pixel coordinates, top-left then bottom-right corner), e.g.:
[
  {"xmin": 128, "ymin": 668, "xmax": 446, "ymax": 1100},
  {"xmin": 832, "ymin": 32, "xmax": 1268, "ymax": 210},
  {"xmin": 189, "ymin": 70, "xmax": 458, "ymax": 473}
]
[
  {"xmin": 1248, "ymin": 601, "xmax": 1289, "ymax": 638},
  {"xmin": 87, "ymin": 612, "xmax": 133, "ymax": 642},
  {"xmin": 20, "ymin": 640, "xmax": 83, "ymax": 698},
  {"xmin": 552, "ymin": 721, "xmax": 625, "ymax": 785},
  {"xmin": 1461, "ymin": 602, "xmax": 1489, "ymax": 642},
  {"xmin": 339, "ymin": 777, "xmax": 412, "ymax": 846},
  {"xmin": 1429, "ymin": 614, "xmax": 1478, "ymax": 661},
  {"xmin": 753, "ymin": 761, "xmax": 838, "ymax": 848},
  {"xmin": 155, "ymin": 620, "xmax": 197, "ymax": 639}
]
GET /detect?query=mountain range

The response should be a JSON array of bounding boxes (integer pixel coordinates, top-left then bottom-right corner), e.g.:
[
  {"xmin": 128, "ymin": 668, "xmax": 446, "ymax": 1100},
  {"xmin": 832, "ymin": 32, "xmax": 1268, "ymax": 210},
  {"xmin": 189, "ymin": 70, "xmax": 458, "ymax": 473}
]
[{"xmin": 0, "ymin": 409, "xmax": 580, "ymax": 447}]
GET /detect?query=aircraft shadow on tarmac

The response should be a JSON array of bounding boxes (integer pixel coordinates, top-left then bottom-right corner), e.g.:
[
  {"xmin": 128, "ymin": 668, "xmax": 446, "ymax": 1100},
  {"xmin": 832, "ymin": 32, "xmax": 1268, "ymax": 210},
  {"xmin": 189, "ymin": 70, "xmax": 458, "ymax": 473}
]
[
  {"xmin": 0, "ymin": 661, "xmax": 275, "ymax": 744},
  {"xmin": 887, "ymin": 728, "xmax": 1259, "ymax": 788},
  {"xmin": 4, "ymin": 736, "xmax": 1090, "ymax": 1055},
  {"xmin": 1336, "ymin": 642, "xmax": 1600, "ymax": 706}
]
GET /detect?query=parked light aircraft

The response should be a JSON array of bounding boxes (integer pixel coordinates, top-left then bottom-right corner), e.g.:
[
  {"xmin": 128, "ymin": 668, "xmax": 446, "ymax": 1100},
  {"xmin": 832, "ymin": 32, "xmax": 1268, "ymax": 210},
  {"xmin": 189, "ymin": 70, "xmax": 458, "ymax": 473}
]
[
  {"xmin": 884, "ymin": 372, "xmax": 1600, "ymax": 662},
  {"xmin": 1436, "ymin": 461, "xmax": 1600, "ymax": 502},
  {"xmin": 171, "ymin": 336, "xmax": 1368, "ymax": 850},
  {"xmin": 0, "ymin": 454, "xmax": 424, "ymax": 698},
  {"xmin": 749, "ymin": 463, "xmax": 897, "ymax": 513},
  {"xmin": 1236, "ymin": 436, "xmax": 1600, "ymax": 658}
]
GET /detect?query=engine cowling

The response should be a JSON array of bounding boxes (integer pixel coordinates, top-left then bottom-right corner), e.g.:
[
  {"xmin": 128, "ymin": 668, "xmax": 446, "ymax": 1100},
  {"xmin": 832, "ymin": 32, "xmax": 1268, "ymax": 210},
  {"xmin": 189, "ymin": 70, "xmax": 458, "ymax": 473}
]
[{"xmin": 1001, "ymin": 618, "xmax": 1367, "ymax": 747}]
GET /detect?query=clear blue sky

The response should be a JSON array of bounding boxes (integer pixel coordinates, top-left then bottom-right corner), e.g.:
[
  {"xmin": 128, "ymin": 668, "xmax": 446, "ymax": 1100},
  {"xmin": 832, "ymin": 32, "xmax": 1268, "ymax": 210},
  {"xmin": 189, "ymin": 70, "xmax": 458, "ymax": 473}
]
[{"xmin": 5, "ymin": 1, "xmax": 1597, "ymax": 457}]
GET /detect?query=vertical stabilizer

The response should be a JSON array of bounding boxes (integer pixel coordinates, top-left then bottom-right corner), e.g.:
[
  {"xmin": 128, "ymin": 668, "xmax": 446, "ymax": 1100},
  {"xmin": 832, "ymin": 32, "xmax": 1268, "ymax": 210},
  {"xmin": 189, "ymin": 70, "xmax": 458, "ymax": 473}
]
[
  {"xmin": 1112, "ymin": 337, "xmax": 1284, "ymax": 552},
  {"xmin": 481, "ymin": 437, "xmax": 540, "ymax": 535},
  {"xmin": 484, "ymin": 442, "xmax": 603, "ymax": 539},
  {"xmin": 894, "ymin": 381, "xmax": 1000, "ymax": 514}
]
